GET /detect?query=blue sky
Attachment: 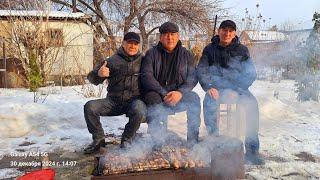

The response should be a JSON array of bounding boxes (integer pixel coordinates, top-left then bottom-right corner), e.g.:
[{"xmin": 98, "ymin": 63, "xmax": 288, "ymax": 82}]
[{"xmin": 223, "ymin": 0, "xmax": 320, "ymax": 30}]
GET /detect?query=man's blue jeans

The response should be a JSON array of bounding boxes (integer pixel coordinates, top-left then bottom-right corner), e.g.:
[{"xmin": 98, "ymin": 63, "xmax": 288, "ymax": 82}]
[
  {"xmin": 203, "ymin": 90, "xmax": 260, "ymax": 154},
  {"xmin": 144, "ymin": 91, "xmax": 201, "ymax": 144}
]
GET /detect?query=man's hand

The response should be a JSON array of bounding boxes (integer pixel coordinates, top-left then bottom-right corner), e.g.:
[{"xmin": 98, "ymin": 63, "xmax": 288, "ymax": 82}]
[
  {"xmin": 98, "ymin": 61, "xmax": 110, "ymax": 77},
  {"xmin": 208, "ymin": 88, "xmax": 219, "ymax": 100},
  {"xmin": 164, "ymin": 91, "xmax": 182, "ymax": 106}
]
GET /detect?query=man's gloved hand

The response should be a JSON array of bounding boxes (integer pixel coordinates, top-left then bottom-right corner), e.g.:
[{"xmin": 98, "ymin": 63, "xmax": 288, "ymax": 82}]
[
  {"xmin": 98, "ymin": 61, "xmax": 110, "ymax": 77},
  {"xmin": 164, "ymin": 91, "xmax": 182, "ymax": 106}
]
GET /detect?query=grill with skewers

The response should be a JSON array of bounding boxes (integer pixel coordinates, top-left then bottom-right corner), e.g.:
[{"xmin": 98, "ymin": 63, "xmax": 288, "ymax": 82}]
[{"xmin": 92, "ymin": 136, "xmax": 245, "ymax": 180}]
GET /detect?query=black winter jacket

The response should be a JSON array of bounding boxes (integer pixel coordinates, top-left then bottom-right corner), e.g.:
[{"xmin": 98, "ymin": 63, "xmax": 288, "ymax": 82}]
[
  {"xmin": 141, "ymin": 42, "xmax": 198, "ymax": 97},
  {"xmin": 87, "ymin": 47, "xmax": 142, "ymax": 102},
  {"xmin": 197, "ymin": 36, "xmax": 257, "ymax": 93}
]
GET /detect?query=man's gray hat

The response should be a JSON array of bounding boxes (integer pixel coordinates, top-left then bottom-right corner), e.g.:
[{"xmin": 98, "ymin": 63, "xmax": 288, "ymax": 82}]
[
  {"xmin": 159, "ymin": 21, "xmax": 179, "ymax": 34},
  {"xmin": 219, "ymin": 20, "xmax": 237, "ymax": 31},
  {"xmin": 123, "ymin": 32, "xmax": 140, "ymax": 43}
]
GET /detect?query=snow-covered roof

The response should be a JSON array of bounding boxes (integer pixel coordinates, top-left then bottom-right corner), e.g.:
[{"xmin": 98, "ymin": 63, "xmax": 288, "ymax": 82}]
[
  {"xmin": 0, "ymin": 10, "xmax": 86, "ymax": 19},
  {"xmin": 241, "ymin": 30, "xmax": 288, "ymax": 43}
]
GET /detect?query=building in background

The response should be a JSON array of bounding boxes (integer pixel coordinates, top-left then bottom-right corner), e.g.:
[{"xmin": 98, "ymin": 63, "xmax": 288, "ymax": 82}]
[{"xmin": 0, "ymin": 10, "xmax": 93, "ymax": 87}]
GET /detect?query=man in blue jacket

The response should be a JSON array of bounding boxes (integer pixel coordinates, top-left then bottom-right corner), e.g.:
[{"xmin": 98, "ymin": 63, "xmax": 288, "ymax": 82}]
[
  {"xmin": 141, "ymin": 22, "xmax": 200, "ymax": 145},
  {"xmin": 197, "ymin": 20, "xmax": 264, "ymax": 164}
]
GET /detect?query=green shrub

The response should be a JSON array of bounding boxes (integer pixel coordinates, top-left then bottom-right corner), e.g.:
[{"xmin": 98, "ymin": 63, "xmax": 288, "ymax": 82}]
[{"xmin": 28, "ymin": 49, "xmax": 43, "ymax": 92}]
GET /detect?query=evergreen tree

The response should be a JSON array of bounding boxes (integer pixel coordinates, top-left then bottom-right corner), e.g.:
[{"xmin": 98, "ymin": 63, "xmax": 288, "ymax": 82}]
[
  {"xmin": 312, "ymin": 12, "xmax": 320, "ymax": 31},
  {"xmin": 295, "ymin": 12, "xmax": 320, "ymax": 102},
  {"xmin": 28, "ymin": 49, "xmax": 43, "ymax": 92},
  {"xmin": 306, "ymin": 12, "xmax": 320, "ymax": 72}
]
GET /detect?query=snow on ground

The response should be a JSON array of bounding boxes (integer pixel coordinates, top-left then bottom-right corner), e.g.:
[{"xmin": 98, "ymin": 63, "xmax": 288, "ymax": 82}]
[
  {"xmin": 0, "ymin": 80, "xmax": 319, "ymax": 179},
  {"xmin": 0, "ymin": 168, "xmax": 23, "ymax": 179},
  {"xmin": 249, "ymin": 80, "xmax": 320, "ymax": 179}
]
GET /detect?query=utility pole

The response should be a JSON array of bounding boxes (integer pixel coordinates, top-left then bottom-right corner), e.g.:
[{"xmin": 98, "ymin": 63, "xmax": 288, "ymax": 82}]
[
  {"xmin": 213, "ymin": 15, "xmax": 218, "ymax": 36},
  {"xmin": 0, "ymin": 40, "xmax": 6, "ymax": 88}
]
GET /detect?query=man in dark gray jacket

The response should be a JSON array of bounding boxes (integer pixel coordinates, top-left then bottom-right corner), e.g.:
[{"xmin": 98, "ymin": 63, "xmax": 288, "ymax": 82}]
[
  {"xmin": 83, "ymin": 32, "xmax": 146, "ymax": 154},
  {"xmin": 141, "ymin": 22, "xmax": 200, "ymax": 145},
  {"xmin": 197, "ymin": 20, "xmax": 264, "ymax": 165}
]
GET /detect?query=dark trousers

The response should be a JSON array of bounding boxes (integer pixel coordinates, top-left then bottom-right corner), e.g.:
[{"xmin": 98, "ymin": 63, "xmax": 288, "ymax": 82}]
[
  {"xmin": 203, "ymin": 90, "xmax": 260, "ymax": 154},
  {"xmin": 84, "ymin": 97, "xmax": 147, "ymax": 142},
  {"xmin": 143, "ymin": 91, "xmax": 201, "ymax": 143}
]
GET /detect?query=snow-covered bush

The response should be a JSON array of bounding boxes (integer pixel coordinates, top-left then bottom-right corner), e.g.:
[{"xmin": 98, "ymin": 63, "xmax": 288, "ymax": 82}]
[
  {"xmin": 294, "ymin": 12, "xmax": 320, "ymax": 102},
  {"xmin": 80, "ymin": 80, "xmax": 107, "ymax": 98},
  {"xmin": 295, "ymin": 75, "xmax": 319, "ymax": 102}
]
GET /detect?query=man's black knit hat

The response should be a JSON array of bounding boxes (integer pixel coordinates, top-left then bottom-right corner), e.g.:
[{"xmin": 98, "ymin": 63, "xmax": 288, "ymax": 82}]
[
  {"xmin": 123, "ymin": 32, "xmax": 140, "ymax": 43},
  {"xmin": 219, "ymin": 20, "xmax": 237, "ymax": 31},
  {"xmin": 159, "ymin": 21, "xmax": 179, "ymax": 34}
]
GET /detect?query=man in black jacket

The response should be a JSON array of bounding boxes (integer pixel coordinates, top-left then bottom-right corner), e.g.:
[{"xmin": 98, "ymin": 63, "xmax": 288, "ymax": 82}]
[
  {"xmin": 83, "ymin": 32, "xmax": 147, "ymax": 154},
  {"xmin": 141, "ymin": 22, "xmax": 200, "ymax": 145}
]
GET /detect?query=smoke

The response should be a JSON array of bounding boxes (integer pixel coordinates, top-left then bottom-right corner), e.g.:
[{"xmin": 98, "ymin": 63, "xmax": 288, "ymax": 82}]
[
  {"xmin": 121, "ymin": 134, "xmax": 154, "ymax": 159},
  {"xmin": 123, "ymin": 128, "xmax": 188, "ymax": 157},
  {"xmin": 103, "ymin": 94, "xmax": 246, "ymax": 178},
  {"xmin": 254, "ymin": 29, "xmax": 319, "ymax": 79}
]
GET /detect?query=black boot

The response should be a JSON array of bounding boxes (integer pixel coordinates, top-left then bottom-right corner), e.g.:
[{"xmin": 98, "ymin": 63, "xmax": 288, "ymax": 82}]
[
  {"xmin": 120, "ymin": 140, "xmax": 131, "ymax": 149},
  {"xmin": 245, "ymin": 151, "xmax": 265, "ymax": 165},
  {"xmin": 120, "ymin": 137, "xmax": 133, "ymax": 149},
  {"xmin": 187, "ymin": 129, "xmax": 199, "ymax": 144},
  {"xmin": 84, "ymin": 139, "xmax": 106, "ymax": 154},
  {"xmin": 245, "ymin": 137, "xmax": 264, "ymax": 165}
]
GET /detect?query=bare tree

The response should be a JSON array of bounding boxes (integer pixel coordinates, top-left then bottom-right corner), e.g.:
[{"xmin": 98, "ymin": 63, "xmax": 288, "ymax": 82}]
[
  {"xmin": 279, "ymin": 20, "xmax": 298, "ymax": 31},
  {"xmin": 0, "ymin": 13, "xmax": 64, "ymax": 90},
  {"xmin": 0, "ymin": 0, "xmax": 46, "ymax": 10},
  {"xmin": 51, "ymin": 0, "xmax": 119, "ymax": 60},
  {"xmin": 0, "ymin": 1, "xmax": 91, "ymax": 91},
  {"xmin": 52, "ymin": 0, "xmax": 226, "ymax": 52},
  {"xmin": 115, "ymin": 0, "xmax": 226, "ymax": 51}
]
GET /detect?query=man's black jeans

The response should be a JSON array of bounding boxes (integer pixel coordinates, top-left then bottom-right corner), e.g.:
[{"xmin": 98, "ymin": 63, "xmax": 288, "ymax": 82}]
[{"xmin": 84, "ymin": 97, "xmax": 147, "ymax": 142}]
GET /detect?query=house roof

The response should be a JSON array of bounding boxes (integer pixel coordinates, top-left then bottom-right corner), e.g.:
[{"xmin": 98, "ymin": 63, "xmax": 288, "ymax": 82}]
[
  {"xmin": 0, "ymin": 10, "xmax": 87, "ymax": 20},
  {"xmin": 240, "ymin": 30, "xmax": 288, "ymax": 43}
]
